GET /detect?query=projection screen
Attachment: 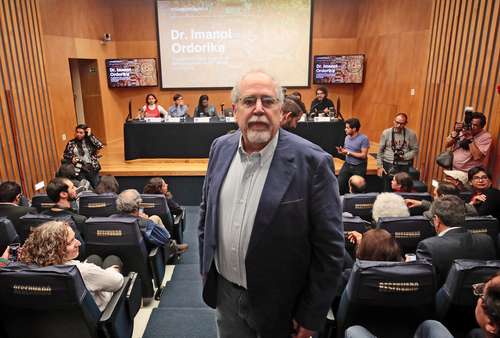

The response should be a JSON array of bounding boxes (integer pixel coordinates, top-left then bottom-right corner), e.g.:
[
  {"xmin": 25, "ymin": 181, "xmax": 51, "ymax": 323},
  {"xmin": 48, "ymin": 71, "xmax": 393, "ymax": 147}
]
[{"xmin": 156, "ymin": 0, "xmax": 312, "ymax": 89}]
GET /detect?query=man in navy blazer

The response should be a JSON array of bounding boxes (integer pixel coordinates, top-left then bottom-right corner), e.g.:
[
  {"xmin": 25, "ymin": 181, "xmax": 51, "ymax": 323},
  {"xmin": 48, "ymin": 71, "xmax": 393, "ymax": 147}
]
[{"xmin": 198, "ymin": 71, "xmax": 344, "ymax": 338}]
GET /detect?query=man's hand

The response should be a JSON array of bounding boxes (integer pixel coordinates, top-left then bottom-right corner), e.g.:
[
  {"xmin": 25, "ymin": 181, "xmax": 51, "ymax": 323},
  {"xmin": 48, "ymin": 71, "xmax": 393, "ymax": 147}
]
[
  {"xmin": 139, "ymin": 211, "xmax": 149, "ymax": 219},
  {"xmin": 470, "ymin": 194, "xmax": 486, "ymax": 205},
  {"xmin": 336, "ymin": 146, "xmax": 347, "ymax": 155},
  {"xmin": 377, "ymin": 167, "xmax": 386, "ymax": 177},
  {"xmin": 347, "ymin": 231, "xmax": 363, "ymax": 245},
  {"xmin": 292, "ymin": 320, "xmax": 314, "ymax": 338},
  {"xmin": 405, "ymin": 199, "xmax": 422, "ymax": 208},
  {"xmin": 85, "ymin": 127, "xmax": 92, "ymax": 136}
]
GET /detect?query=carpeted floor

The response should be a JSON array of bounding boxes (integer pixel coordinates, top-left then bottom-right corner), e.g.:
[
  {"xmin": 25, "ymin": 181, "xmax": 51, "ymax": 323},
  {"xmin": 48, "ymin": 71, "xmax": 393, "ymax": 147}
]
[{"xmin": 142, "ymin": 206, "xmax": 217, "ymax": 338}]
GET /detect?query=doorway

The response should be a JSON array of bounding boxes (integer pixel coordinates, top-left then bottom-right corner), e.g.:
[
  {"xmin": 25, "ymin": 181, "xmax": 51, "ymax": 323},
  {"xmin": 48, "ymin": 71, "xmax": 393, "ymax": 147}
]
[{"xmin": 69, "ymin": 58, "xmax": 107, "ymax": 142}]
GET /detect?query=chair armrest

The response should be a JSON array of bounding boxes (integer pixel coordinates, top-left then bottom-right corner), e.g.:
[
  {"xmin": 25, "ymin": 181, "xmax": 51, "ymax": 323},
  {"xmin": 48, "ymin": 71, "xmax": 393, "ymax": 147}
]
[
  {"xmin": 100, "ymin": 275, "xmax": 130, "ymax": 322},
  {"xmin": 148, "ymin": 247, "xmax": 166, "ymax": 290},
  {"xmin": 126, "ymin": 272, "xmax": 142, "ymax": 319},
  {"xmin": 174, "ymin": 214, "xmax": 182, "ymax": 225}
]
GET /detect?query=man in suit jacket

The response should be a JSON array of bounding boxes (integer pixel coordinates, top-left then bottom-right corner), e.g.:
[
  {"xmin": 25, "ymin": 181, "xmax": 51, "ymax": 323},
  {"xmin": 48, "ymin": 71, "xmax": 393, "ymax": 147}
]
[
  {"xmin": 0, "ymin": 181, "xmax": 36, "ymax": 230},
  {"xmin": 416, "ymin": 195, "xmax": 495, "ymax": 286},
  {"xmin": 198, "ymin": 71, "xmax": 344, "ymax": 338}
]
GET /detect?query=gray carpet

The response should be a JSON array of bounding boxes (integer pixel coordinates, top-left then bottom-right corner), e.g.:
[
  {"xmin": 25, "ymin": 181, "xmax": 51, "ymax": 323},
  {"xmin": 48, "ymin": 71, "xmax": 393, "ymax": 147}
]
[{"xmin": 143, "ymin": 206, "xmax": 217, "ymax": 337}]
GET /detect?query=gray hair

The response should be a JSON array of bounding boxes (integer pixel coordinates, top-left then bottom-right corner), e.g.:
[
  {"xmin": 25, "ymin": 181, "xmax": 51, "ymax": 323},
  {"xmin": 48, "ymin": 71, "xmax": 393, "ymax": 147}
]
[
  {"xmin": 372, "ymin": 193, "xmax": 410, "ymax": 222},
  {"xmin": 116, "ymin": 189, "xmax": 142, "ymax": 213},
  {"xmin": 430, "ymin": 195, "xmax": 465, "ymax": 227},
  {"xmin": 230, "ymin": 70, "xmax": 284, "ymax": 104}
]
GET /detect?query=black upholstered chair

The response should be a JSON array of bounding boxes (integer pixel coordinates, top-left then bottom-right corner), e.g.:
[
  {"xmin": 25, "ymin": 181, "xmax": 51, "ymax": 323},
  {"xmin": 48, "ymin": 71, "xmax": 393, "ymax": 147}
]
[
  {"xmin": 0, "ymin": 264, "xmax": 141, "ymax": 338},
  {"xmin": 342, "ymin": 193, "xmax": 379, "ymax": 222},
  {"xmin": 84, "ymin": 217, "xmax": 165, "ymax": 301},
  {"xmin": 140, "ymin": 194, "xmax": 183, "ymax": 244},
  {"xmin": 376, "ymin": 216, "xmax": 436, "ymax": 254},
  {"xmin": 79, "ymin": 192, "xmax": 118, "ymax": 218},
  {"xmin": 436, "ymin": 259, "xmax": 500, "ymax": 335},
  {"xmin": 464, "ymin": 216, "xmax": 499, "ymax": 245},
  {"xmin": 395, "ymin": 192, "xmax": 433, "ymax": 216},
  {"xmin": 0, "ymin": 217, "xmax": 19, "ymax": 254},
  {"xmin": 337, "ymin": 260, "xmax": 436, "ymax": 338},
  {"xmin": 459, "ymin": 191, "xmax": 473, "ymax": 203},
  {"xmin": 30, "ymin": 194, "xmax": 55, "ymax": 213},
  {"xmin": 343, "ymin": 215, "xmax": 370, "ymax": 259}
]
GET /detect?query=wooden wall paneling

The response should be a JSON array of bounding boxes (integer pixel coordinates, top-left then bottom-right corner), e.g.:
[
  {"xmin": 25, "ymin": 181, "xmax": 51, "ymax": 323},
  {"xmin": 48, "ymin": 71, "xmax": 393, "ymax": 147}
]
[{"xmin": 480, "ymin": 2, "xmax": 499, "ymax": 120}]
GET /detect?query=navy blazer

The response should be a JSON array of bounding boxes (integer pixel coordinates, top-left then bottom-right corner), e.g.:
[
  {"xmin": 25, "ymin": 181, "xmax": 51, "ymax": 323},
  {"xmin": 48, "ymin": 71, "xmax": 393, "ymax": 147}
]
[{"xmin": 198, "ymin": 129, "xmax": 344, "ymax": 335}]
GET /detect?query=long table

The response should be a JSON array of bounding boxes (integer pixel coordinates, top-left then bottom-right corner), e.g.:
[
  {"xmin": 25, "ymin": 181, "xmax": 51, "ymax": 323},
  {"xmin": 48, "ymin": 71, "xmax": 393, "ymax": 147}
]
[{"xmin": 124, "ymin": 119, "xmax": 345, "ymax": 160}]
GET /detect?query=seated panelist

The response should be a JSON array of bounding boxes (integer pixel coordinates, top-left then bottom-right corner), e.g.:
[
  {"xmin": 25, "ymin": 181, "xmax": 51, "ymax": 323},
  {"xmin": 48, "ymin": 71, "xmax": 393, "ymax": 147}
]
[
  {"xmin": 194, "ymin": 94, "xmax": 216, "ymax": 117},
  {"xmin": 140, "ymin": 93, "xmax": 167, "ymax": 118},
  {"xmin": 167, "ymin": 93, "xmax": 188, "ymax": 118}
]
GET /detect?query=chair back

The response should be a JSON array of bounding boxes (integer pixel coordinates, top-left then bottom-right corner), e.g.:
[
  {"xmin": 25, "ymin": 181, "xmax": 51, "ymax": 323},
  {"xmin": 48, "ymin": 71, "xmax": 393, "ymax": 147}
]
[
  {"xmin": 343, "ymin": 215, "xmax": 370, "ymax": 259},
  {"xmin": 79, "ymin": 193, "xmax": 118, "ymax": 218},
  {"xmin": 464, "ymin": 216, "xmax": 499, "ymax": 244},
  {"xmin": 377, "ymin": 216, "xmax": 436, "ymax": 254},
  {"xmin": 342, "ymin": 193, "xmax": 378, "ymax": 222},
  {"xmin": 436, "ymin": 259, "xmax": 500, "ymax": 333},
  {"xmin": 17, "ymin": 213, "xmax": 57, "ymax": 243},
  {"xmin": 31, "ymin": 194, "xmax": 55, "ymax": 213},
  {"xmin": 337, "ymin": 260, "xmax": 436, "ymax": 338},
  {"xmin": 0, "ymin": 264, "xmax": 100, "ymax": 338},
  {"xmin": 84, "ymin": 217, "xmax": 162, "ymax": 299},
  {"xmin": 0, "ymin": 217, "xmax": 19, "ymax": 254},
  {"xmin": 395, "ymin": 192, "xmax": 432, "ymax": 216},
  {"xmin": 459, "ymin": 191, "xmax": 473, "ymax": 203}
]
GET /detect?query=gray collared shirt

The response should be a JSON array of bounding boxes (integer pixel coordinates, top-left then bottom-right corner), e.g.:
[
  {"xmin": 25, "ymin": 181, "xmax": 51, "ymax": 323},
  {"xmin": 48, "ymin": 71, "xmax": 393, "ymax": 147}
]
[{"xmin": 216, "ymin": 131, "xmax": 279, "ymax": 288}]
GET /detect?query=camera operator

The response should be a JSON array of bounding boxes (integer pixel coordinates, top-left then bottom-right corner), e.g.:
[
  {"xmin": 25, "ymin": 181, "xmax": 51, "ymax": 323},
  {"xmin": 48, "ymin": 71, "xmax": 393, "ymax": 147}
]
[
  {"xmin": 445, "ymin": 111, "xmax": 492, "ymax": 172},
  {"xmin": 377, "ymin": 113, "xmax": 419, "ymax": 191},
  {"xmin": 62, "ymin": 124, "xmax": 103, "ymax": 188}
]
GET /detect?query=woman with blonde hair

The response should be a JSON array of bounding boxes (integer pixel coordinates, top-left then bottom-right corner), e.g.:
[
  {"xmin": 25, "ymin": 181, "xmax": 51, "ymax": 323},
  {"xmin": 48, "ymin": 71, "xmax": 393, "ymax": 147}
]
[{"xmin": 19, "ymin": 221, "xmax": 123, "ymax": 311}]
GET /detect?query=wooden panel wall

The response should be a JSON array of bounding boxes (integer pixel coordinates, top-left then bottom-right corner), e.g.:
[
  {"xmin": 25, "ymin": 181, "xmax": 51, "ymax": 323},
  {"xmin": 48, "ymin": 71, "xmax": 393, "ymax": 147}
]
[
  {"xmin": 418, "ymin": 0, "xmax": 500, "ymax": 185},
  {"xmin": 0, "ymin": 0, "xmax": 58, "ymax": 196}
]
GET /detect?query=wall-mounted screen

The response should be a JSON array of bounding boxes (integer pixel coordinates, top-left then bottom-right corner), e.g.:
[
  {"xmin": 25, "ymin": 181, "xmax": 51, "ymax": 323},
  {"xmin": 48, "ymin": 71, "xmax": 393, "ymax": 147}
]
[
  {"xmin": 156, "ymin": 0, "xmax": 312, "ymax": 89},
  {"xmin": 105, "ymin": 58, "xmax": 158, "ymax": 88},
  {"xmin": 313, "ymin": 55, "xmax": 365, "ymax": 84}
]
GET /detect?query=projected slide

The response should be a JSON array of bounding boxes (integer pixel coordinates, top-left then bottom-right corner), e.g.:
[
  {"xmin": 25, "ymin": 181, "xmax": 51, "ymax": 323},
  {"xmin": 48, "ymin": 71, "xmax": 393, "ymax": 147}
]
[
  {"xmin": 313, "ymin": 55, "xmax": 365, "ymax": 84},
  {"xmin": 157, "ymin": 0, "xmax": 312, "ymax": 88}
]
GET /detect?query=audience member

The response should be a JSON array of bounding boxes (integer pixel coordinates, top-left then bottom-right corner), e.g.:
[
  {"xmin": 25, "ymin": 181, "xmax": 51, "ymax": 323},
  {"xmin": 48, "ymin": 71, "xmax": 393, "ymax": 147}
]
[
  {"xmin": 194, "ymin": 94, "xmax": 216, "ymax": 117},
  {"xmin": 167, "ymin": 93, "xmax": 188, "ymax": 118},
  {"xmin": 310, "ymin": 86, "xmax": 335, "ymax": 116},
  {"xmin": 112, "ymin": 189, "xmax": 188, "ymax": 253},
  {"xmin": 94, "ymin": 175, "xmax": 119, "ymax": 195},
  {"xmin": 372, "ymin": 193, "xmax": 410, "ymax": 223},
  {"xmin": 443, "ymin": 169, "xmax": 471, "ymax": 192},
  {"xmin": 289, "ymin": 92, "xmax": 307, "ymax": 115},
  {"xmin": 348, "ymin": 175, "xmax": 367, "ymax": 194},
  {"xmin": 56, "ymin": 163, "xmax": 92, "ymax": 192},
  {"xmin": 471, "ymin": 271, "xmax": 500, "ymax": 338},
  {"xmin": 62, "ymin": 124, "xmax": 103, "ymax": 188},
  {"xmin": 140, "ymin": 93, "xmax": 167, "ymax": 118},
  {"xmin": 468, "ymin": 166, "xmax": 500, "ymax": 222},
  {"xmin": 391, "ymin": 172, "xmax": 414, "ymax": 192},
  {"xmin": 376, "ymin": 113, "xmax": 419, "ymax": 191},
  {"xmin": 0, "ymin": 181, "xmax": 36, "ymax": 230},
  {"xmin": 416, "ymin": 195, "xmax": 495, "ymax": 286},
  {"xmin": 337, "ymin": 118, "xmax": 369, "ymax": 194},
  {"xmin": 405, "ymin": 181, "xmax": 478, "ymax": 218},
  {"xmin": 143, "ymin": 177, "xmax": 183, "ymax": 217},
  {"xmin": 347, "ymin": 228, "xmax": 403, "ymax": 262},
  {"xmin": 280, "ymin": 96, "xmax": 304, "ymax": 130},
  {"xmin": 19, "ymin": 221, "xmax": 123, "ymax": 311},
  {"xmin": 445, "ymin": 112, "xmax": 492, "ymax": 172},
  {"xmin": 43, "ymin": 177, "xmax": 87, "ymax": 234}
]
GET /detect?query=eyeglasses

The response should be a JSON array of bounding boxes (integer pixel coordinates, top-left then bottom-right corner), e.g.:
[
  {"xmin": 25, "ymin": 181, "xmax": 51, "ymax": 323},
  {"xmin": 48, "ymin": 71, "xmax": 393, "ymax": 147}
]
[
  {"xmin": 472, "ymin": 175, "xmax": 489, "ymax": 181},
  {"xmin": 394, "ymin": 120, "xmax": 407, "ymax": 126},
  {"xmin": 473, "ymin": 282, "xmax": 485, "ymax": 298},
  {"xmin": 239, "ymin": 95, "xmax": 279, "ymax": 109}
]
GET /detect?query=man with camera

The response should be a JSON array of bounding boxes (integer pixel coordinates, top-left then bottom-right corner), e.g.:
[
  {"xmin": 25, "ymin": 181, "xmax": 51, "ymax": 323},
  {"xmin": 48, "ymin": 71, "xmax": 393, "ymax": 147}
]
[
  {"xmin": 62, "ymin": 124, "xmax": 103, "ymax": 188},
  {"xmin": 445, "ymin": 111, "xmax": 492, "ymax": 172},
  {"xmin": 376, "ymin": 113, "xmax": 419, "ymax": 191}
]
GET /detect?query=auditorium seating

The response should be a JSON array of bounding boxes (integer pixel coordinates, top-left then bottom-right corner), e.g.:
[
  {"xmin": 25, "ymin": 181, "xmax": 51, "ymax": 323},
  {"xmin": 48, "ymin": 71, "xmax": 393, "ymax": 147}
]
[
  {"xmin": 30, "ymin": 194, "xmax": 55, "ymax": 213},
  {"xmin": 377, "ymin": 216, "xmax": 436, "ymax": 254},
  {"xmin": 342, "ymin": 193, "xmax": 378, "ymax": 222},
  {"xmin": 0, "ymin": 217, "xmax": 19, "ymax": 254},
  {"xmin": 84, "ymin": 217, "xmax": 166, "ymax": 301},
  {"xmin": 78, "ymin": 192, "xmax": 118, "ymax": 217},
  {"xmin": 436, "ymin": 259, "xmax": 500, "ymax": 335},
  {"xmin": 343, "ymin": 215, "xmax": 370, "ymax": 258},
  {"xmin": 140, "ymin": 194, "xmax": 184, "ymax": 244},
  {"xmin": 464, "ymin": 216, "xmax": 499, "ymax": 245},
  {"xmin": 0, "ymin": 264, "xmax": 141, "ymax": 338},
  {"xmin": 336, "ymin": 260, "xmax": 436, "ymax": 338}
]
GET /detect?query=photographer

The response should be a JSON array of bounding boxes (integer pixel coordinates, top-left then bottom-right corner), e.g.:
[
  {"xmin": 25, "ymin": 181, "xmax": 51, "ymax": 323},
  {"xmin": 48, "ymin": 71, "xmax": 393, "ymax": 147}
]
[
  {"xmin": 445, "ymin": 111, "xmax": 492, "ymax": 172},
  {"xmin": 376, "ymin": 113, "xmax": 419, "ymax": 191},
  {"xmin": 62, "ymin": 124, "xmax": 103, "ymax": 188}
]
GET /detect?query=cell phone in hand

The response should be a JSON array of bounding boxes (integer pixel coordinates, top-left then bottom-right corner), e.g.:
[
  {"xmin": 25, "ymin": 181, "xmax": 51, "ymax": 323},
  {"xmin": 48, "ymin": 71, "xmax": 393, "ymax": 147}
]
[
  {"xmin": 9, "ymin": 243, "xmax": 20, "ymax": 262},
  {"xmin": 431, "ymin": 179, "xmax": 439, "ymax": 188}
]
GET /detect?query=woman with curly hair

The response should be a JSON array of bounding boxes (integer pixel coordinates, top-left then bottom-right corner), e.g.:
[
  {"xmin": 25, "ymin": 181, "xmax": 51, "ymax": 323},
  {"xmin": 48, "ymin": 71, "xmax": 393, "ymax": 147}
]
[{"xmin": 19, "ymin": 221, "xmax": 123, "ymax": 311}]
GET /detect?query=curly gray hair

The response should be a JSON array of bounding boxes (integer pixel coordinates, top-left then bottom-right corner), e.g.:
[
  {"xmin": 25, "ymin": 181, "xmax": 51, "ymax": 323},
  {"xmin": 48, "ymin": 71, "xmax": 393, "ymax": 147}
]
[
  {"xmin": 372, "ymin": 193, "xmax": 410, "ymax": 222},
  {"xmin": 116, "ymin": 189, "xmax": 142, "ymax": 213}
]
